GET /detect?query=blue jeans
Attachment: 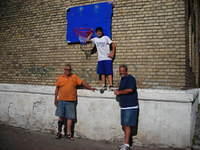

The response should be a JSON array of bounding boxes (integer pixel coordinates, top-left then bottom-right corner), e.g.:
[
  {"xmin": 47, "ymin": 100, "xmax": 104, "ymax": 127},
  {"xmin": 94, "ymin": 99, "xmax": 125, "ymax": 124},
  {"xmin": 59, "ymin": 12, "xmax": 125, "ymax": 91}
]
[
  {"xmin": 121, "ymin": 109, "xmax": 139, "ymax": 126},
  {"xmin": 55, "ymin": 101, "xmax": 77, "ymax": 120}
]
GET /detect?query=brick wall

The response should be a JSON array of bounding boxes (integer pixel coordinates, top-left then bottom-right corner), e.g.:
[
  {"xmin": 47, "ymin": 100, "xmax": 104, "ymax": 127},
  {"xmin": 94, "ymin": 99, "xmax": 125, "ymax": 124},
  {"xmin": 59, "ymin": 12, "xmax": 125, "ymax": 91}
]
[{"xmin": 0, "ymin": 0, "xmax": 192, "ymax": 89}]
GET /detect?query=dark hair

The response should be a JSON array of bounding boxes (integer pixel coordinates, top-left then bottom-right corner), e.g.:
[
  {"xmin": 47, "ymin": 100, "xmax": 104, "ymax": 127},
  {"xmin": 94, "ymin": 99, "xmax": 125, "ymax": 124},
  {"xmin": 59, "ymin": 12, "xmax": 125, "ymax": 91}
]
[
  {"xmin": 95, "ymin": 27, "xmax": 103, "ymax": 32},
  {"xmin": 65, "ymin": 64, "xmax": 72, "ymax": 69},
  {"xmin": 119, "ymin": 64, "xmax": 128, "ymax": 72}
]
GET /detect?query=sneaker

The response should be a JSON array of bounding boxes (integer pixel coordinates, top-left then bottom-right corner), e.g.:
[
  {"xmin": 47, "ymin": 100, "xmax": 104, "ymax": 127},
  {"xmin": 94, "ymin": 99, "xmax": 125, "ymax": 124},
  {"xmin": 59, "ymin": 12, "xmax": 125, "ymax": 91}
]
[
  {"xmin": 108, "ymin": 85, "xmax": 114, "ymax": 91},
  {"xmin": 103, "ymin": 85, "xmax": 107, "ymax": 90},
  {"xmin": 100, "ymin": 85, "xmax": 107, "ymax": 91},
  {"xmin": 119, "ymin": 144, "xmax": 130, "ymax": 150}
]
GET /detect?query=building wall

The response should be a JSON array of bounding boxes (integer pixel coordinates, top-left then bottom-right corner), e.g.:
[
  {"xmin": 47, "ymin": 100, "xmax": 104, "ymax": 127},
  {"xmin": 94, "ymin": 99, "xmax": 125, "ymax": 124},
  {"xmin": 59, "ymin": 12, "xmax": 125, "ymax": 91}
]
[{"xmin": 0, "ymin": 0, "xmax": 190, "ymax": 89}]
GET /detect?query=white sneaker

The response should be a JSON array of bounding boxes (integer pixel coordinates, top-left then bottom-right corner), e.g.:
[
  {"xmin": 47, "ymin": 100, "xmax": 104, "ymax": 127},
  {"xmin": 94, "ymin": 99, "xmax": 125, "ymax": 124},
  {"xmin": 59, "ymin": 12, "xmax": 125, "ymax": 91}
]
[
  {"xmin": 101, "ymin": 85, "xmax": 107, "ymax": 90},
  {"xmin": 119, "ymin": 144, "xmax": 130, "ymax": 150},
  {"xmin": 108, "ymin": 85, "xmax": 113, "ymax": 91}
]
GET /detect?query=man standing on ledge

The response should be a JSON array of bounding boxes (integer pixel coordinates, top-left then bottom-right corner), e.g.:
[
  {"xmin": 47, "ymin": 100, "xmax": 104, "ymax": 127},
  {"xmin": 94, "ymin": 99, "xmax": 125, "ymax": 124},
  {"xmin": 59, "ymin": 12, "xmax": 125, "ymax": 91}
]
[
  {"xmin": 114, "ymin": 65, "xmax": 139, "ymax": 150},
  {"xmin": 88, "ymin": 27, "xmax": 116, "ymax": 90},
  {"xmin": 54, "ymin": 64, "xmax": 96, "ymax": 140}
]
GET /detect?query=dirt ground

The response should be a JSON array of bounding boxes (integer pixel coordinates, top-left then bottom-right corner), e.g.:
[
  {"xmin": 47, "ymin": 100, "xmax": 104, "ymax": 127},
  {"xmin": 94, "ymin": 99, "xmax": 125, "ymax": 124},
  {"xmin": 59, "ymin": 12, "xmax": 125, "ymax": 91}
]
[{"xmin": 0, "ymin": 123, "xmax": 187, "ymax": 150}]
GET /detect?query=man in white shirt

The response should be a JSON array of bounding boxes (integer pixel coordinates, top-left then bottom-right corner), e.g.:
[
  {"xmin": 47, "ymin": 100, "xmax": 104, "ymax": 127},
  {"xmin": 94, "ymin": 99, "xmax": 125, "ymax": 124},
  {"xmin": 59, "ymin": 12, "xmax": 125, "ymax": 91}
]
[{"xmin": 90, "ymin": 27, "xmax": 116, "ymax": 89}]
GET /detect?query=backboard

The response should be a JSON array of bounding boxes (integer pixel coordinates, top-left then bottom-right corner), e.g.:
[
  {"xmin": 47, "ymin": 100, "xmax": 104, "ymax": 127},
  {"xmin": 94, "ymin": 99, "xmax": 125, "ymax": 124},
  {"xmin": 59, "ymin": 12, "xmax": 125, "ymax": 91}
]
[{"xmin": 66, "ymin": 2, "xmax": 113, "ymax": 43}]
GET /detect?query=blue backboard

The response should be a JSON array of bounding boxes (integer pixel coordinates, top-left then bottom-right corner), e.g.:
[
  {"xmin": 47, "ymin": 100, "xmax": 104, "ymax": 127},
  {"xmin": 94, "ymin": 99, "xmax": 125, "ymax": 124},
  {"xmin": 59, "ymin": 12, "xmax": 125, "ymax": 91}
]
[{"xmin": 66, "ymin": 2, "xmax": 113, "ymax": 43}]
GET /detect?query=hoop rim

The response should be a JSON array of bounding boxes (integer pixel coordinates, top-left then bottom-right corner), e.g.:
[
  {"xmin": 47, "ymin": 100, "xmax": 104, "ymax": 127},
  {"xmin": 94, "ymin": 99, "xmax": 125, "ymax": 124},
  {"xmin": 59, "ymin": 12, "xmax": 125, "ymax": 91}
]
[{"xmin": 74, "ymin": 27, "xmax": 94, "ymax": 37}]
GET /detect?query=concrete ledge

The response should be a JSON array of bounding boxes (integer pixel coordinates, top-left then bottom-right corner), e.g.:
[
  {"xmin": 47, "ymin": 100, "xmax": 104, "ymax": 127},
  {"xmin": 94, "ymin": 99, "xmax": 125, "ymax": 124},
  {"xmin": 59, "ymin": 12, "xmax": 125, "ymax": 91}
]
[
  {"xmin": 0, "ymin": 83, "xmax": 197, "ymax": 102},
  {"xmin": 0, "ymin": 83, "xmax": 199, "ymax": 148}
]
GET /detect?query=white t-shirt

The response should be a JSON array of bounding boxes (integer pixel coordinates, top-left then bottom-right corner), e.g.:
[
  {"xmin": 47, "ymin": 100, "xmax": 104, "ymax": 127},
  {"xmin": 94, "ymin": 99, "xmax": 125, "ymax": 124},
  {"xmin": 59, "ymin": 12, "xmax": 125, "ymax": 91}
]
[{"xmin": 91, "ymin": 36, "xmax": 112, "ymax": 61}]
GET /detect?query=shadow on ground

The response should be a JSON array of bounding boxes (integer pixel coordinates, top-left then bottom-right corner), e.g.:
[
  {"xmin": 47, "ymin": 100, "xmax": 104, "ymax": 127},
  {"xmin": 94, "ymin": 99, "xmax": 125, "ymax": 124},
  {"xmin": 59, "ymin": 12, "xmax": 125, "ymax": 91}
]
[{"xmin": 0, "ymin": 123, "xmax": 186, "ymax": 150}]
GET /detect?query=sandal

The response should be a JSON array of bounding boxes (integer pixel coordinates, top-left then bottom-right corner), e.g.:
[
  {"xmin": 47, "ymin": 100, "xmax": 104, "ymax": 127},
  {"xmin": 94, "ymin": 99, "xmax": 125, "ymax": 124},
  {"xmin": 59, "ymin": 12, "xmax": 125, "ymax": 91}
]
[
  {"xmin": 56, "ymin": 132, "xmax": 62, "ymax": 139},
  {"xmin": 66, "ymin": 134, "xmax": 74, "ymax": 141}
]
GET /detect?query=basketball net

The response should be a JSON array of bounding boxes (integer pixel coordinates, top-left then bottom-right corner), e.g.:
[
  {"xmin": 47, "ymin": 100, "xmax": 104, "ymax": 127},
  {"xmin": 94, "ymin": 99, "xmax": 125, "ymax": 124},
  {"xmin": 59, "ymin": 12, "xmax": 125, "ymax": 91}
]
[{"xmin": 74, "ymin": 28, "xmax": 94, "ymax": 59}]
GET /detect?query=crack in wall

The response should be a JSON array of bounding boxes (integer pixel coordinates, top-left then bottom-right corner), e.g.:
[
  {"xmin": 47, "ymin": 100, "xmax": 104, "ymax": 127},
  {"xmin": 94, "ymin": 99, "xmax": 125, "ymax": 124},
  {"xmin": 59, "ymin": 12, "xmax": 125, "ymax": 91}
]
[
  {"xmin": 7, "ymin": 102, "xmax": 13, "ymax": 122},
  {"xmin": 32, "ymin": 100, "xmax": 42, "ymax": 112}
]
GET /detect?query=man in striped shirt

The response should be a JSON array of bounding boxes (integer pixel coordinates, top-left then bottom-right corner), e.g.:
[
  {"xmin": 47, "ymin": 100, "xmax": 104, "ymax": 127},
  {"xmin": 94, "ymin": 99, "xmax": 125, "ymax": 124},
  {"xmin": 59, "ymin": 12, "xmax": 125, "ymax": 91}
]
[{"xmin": 114, "ymin": 65, "xmax": 139, "ymax": 150}]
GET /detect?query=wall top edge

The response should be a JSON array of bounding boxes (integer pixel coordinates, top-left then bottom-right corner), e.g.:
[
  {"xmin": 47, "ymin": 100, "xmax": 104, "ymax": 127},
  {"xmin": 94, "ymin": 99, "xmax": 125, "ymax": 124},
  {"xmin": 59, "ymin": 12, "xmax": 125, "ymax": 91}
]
[{"xmin": 0, "ymin": 83, "xmax": 199, "ymax": 103}]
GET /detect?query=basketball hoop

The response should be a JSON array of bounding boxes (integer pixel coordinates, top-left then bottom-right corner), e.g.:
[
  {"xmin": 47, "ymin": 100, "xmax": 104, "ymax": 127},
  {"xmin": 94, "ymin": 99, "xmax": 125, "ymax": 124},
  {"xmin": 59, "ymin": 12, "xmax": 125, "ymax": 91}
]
[
  {"xmin": 74, "ymin": 27, "xmax": 94, "ymax": 43},
  {"xmin": 74, "ymin": 28, "xmax": 94, "ymax": 59}
]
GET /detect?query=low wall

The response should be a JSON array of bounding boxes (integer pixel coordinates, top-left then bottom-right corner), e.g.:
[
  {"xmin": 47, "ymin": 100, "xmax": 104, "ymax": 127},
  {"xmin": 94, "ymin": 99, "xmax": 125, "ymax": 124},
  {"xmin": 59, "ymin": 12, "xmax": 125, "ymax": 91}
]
[{"xmin": 0, "ymin": 83, "xmax": 199, "ymax": 148}]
